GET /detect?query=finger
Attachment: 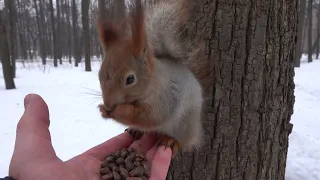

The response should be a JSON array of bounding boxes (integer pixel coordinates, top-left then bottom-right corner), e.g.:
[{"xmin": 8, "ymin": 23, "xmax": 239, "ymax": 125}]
[
  {"xmin": 129, "ymin": 133, "xmax": 157, "ymax": 153},
  {"xmin": 14, "ymin": 94, "xmax": 56, "ymax": 159},
  {"xmin": 145, "ymin": 145, "xmax": 158, "ymax": 162},
  {"xmin": 84, "ymin": 132, "xmax": 134, "ymax": 160},
  {"xmin": 9, "ymin": 94, "xmax": 57, "ymax": 177},
  {"xmin": 149, "ymin": 146, "xmax": 172, "ymax": 180}
]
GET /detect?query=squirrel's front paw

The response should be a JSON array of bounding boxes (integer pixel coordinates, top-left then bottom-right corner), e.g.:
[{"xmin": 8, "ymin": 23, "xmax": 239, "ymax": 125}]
[
  {"xmin": 156, "ymin": 134, "xmax": 180, "ymax": 158},
  {"xmin": 98, "ymin": 104, "xmax": 111, "ymax": 119},
  {"xmin": 109, "ymin": 104, "xmax": 136, "ymax": 124}
]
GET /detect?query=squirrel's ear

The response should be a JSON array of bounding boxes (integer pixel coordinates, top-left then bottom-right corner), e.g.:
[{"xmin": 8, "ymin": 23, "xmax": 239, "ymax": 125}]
[
  {"xmin": 129, "ymin": 0, "xmax": 147, "ymax": 55},
  {"xmin": 97, "ymin": 20, "xmax": 119, "ymax": 50}
]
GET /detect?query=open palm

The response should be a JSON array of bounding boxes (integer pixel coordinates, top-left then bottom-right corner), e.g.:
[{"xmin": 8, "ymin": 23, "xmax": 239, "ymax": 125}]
[{"xmin": 8, "ymin": 94, "xmax": 171, "ymax": 180}]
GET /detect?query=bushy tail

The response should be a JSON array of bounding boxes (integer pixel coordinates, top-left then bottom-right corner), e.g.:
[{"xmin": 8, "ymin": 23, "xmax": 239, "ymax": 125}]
[
  {"xmin": 145, "ymin": 0, "xmax": 212, "ymax": 96},
  {"xmin": 145, "ymin": 0, "xmax": 190, "ymax": 61}
]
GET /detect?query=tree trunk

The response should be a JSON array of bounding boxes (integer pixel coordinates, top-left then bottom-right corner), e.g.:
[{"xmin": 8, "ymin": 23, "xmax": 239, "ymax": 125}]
[
  {"xmin": 66, "ymin": 0, "xmax": 72, "ymax": 64},
  {"xmin": 307, "ymin": 0, "xmax": 313, "ymax": 62},
  {"xmin": 296, "ymin": 0, "xmax": 307, "ymax": 66},
  {"xmin": 302, "ymin": 15, "xmax": 308, "ymax": 54},
  {"xmin": 4, "ymin": 0, "xmax": 17, "ymax": 78},
  {"xmin": 167, "ymin": 0, "xmax": 296, "ymax": 179},
  {"xmin": 317, "ymin": 1, "xmax": 320, "ymax": 59},
  {"xmin": 82, "ymin": 0, "xmax": 91, "ymax": 71},
  {"xmin": 49, "ymin": 0, "xmax": 58, "ymax": 67},
  {"xmin": 72, "ymin": 0, "xmax": 81, "ymax": 67},
  {"xmin": 0, "ymin": 11, "xmax": 15, "ymax": 90},
  {"xmin": 34, "ymin": 0, "xmax": 46, "ymax": 65},
  {"xmin": 98, "ymin": 0, "xmax": 106, "ymax": 59},
  {"xmin": 56, "ymin": 0, "xmax": 63, "ymax": 64}
]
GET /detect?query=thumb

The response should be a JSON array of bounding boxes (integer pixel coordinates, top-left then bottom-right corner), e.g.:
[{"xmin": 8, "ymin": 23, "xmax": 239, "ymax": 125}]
[{"xmin": 10, "ymin": 94, "xmax": 57, "ymax": 174}]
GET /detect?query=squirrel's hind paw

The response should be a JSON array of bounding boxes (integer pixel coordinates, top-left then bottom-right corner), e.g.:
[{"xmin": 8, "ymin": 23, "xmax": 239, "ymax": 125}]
[
  {"xmin": 125, "ymin": 128, "xmax": 144, "ymax": 140},
  {"xmin": 155, "ymin": 135, "xmax": 180, "ymax": 158}
]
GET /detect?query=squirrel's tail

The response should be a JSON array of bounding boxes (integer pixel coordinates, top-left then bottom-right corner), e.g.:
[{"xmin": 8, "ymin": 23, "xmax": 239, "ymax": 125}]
[
  {"xmin": 145, "ymin": 0, "xmax": 212, "ymax": 96},
  {"xmin": 145, "ymin": 0, "xmax": 190, "ymax": 61}
]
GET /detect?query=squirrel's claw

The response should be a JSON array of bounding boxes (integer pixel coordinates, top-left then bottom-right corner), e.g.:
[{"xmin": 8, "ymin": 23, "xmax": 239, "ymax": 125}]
[
  {"xmin": 155, "ymin": 135, "xmax": 180, "ymax": 158},
  {"xmin": 125, "ymin": 128, "xmax": 144, "ymax": 140}
]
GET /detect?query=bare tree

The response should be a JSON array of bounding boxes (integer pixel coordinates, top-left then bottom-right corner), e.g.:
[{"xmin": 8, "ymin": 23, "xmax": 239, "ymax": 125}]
[
  {"xmin": 82, "ymin": 0, "xmax": 91, "ymax": 71},
  {"xmin": 0, "ymin": 10, "xmax": 15, "ymax": 90},
  {"xmin": 4, "ymin": 0, "xmax": 17, "ymax": 78},
  {"xmin": 34, "ymin": 0, "xmax": 47, "ymax": 65},
  {"xmin": 296, "ymin": 0, "xmax": 307, "ymax": 66},
  {"xmin": 308, "ymin": 0, "xmax": 313, "ymax": 62},
  {"xmin": 56, "ymin": 0, "xmax": 63, "ymax": 64},
  {"xmin": 65, "ymin": 0, "xmax": 73, "ymax": 64},
  {"xmin": 72, "ymin": 0, "xmax": 81, "ymax": 67},
  {"xmin": 49, "ymin": 0, "xmax": 58, "ymax": 66},
  {"xmin": 317, "ymin": 0, "xmax": 320, "ymax": 59}
]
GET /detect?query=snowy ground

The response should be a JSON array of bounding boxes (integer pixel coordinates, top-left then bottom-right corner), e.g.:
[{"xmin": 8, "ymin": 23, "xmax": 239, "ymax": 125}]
[
  {"xmin": 286, "ymin": 56, "xmax": 320, "ymax": 180},
  {"xmin": 0, "ymin": 56, "xmax": 320, "ymax": 179}
]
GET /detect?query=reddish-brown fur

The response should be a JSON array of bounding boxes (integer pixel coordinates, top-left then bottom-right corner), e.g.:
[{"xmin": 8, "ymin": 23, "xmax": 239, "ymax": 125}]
[{"xmin": 97, "ymin": 0, "xmax": 155, "ymax": 117}]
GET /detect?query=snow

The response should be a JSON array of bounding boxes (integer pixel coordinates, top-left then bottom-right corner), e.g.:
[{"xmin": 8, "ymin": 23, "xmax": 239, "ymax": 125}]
[
  {"xmin": 286, "ymin": 55, "xmax": 320, "ymax": 180},
  {"xmin": 0, "ymin": 56, "xmax": 320, "ymax": 179}
]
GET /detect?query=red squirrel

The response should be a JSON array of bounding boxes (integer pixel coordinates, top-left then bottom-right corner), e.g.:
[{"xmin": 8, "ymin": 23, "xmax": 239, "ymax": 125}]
[{"xmin": 97, "ymin": 0, "xmax": 209, "ymax": 157}]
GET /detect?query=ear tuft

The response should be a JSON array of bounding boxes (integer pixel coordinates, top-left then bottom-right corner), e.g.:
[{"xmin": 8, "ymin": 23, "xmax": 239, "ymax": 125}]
[
  {"xmin": 97, "ymin": 20, "xmax": 119, "ymax": 50},
  {"xmin": 129, "ymin": 0, "xmax": 147, "ymax": 55}
]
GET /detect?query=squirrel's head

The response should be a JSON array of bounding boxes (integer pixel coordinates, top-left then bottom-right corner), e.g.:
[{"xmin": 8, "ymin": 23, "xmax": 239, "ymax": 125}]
[{"xmin": 97, "ymin": 0, "xmax": 154, "ymax": 111}]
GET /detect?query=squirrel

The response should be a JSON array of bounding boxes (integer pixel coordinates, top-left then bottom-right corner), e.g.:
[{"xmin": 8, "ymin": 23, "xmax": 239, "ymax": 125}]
[{"xmin": 97, "ymin": 0, "xmax": 210, "ymax": 157}]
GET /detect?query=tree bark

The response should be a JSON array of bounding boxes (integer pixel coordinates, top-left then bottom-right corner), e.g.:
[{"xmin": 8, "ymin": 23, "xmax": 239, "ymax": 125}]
[
  {"xmin": 307, "ymin": 0, "xmax": 313, "ymax": 62},
  {"xmin": 82, "ymin": 0, "xmax": 92, "ymax": 71},
  {"xmin": 0, "ymin": 11, "xmax": 15, "ymax": 90},
  {"xmin": 167, "ymin": 0, "xmax": 296, "ymax": 179},
  {"xmin": 296, "ymin": 0, "xmax": 307, "ymax": 67}
]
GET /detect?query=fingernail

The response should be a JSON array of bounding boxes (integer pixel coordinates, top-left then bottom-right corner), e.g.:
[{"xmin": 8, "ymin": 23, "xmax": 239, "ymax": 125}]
[{"xmin": 24, "ymin": 94, "xmax": 34, "ymax": 109}]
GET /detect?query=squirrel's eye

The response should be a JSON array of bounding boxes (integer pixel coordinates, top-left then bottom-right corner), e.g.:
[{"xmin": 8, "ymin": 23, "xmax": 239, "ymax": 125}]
[{"xmin": 126, "ymin": 75, "xmax": 135, "ymax": 85}]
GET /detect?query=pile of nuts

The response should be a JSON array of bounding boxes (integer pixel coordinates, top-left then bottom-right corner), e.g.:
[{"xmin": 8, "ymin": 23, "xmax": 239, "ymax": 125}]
[{"xmin": 100, "ymin": 148, "xmax": 151, "ymax": 180}]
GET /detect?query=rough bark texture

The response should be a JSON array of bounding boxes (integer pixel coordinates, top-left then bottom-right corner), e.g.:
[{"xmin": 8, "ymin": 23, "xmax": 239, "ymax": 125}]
[{"xmin": 166, "ymin": 0, "xmax": 297, "ymax": 180}]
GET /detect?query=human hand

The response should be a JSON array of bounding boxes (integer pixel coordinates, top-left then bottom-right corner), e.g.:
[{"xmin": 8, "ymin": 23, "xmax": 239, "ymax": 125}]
[{"xmin": 8, "ymin": 94, "xmax": 172, "ymax": 180}]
